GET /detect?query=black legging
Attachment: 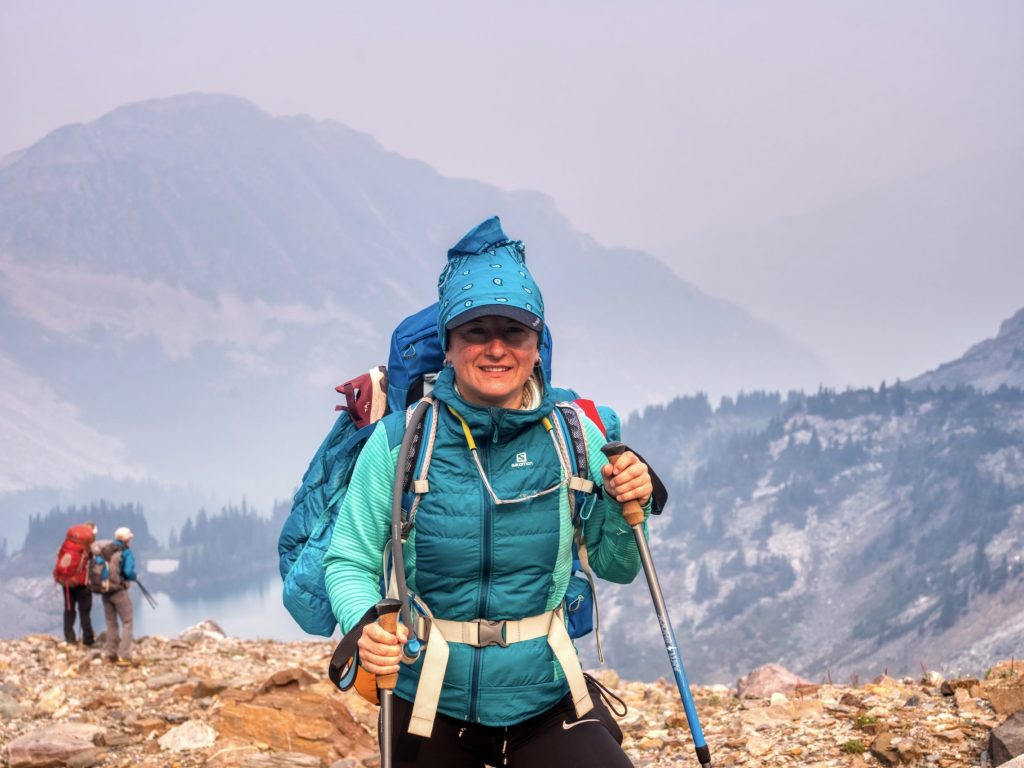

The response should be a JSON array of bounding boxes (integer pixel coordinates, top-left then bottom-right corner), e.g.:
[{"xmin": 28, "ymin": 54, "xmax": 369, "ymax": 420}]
[
  {"xmin": 386, "ymin": 675, "xmax": 633, "ymax": 768},
  {"xmin": 62, "ymin": 584, "xmax": 95, "ymax": 645}
]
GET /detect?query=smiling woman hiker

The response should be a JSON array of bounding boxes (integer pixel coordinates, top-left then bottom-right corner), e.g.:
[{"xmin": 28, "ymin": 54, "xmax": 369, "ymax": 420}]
[{"xmin": 324, "ymin": 217, "xmax": 653, "ymax": 767}]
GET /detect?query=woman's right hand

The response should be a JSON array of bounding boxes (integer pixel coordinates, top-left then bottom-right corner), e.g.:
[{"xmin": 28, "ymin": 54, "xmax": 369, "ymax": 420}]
[{"xmin": 357, "ymin": 619, "xmax": 409, "ymax": 675}]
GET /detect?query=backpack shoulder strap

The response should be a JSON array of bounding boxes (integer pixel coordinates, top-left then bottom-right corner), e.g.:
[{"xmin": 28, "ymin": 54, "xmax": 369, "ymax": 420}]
[
  {"xmin": 554, "ymin": 400, "xmax": 603, "ymax": 497},
  {"xmin": 552, "ymin": 399, "xmax": 607, "ymax": 661},
  {"xmin": 399, "ymin": 397, "xmax": 440, "ymax": 538}
]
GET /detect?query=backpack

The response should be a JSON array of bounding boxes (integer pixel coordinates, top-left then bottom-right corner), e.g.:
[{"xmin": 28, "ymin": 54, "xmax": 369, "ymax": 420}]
[
  {"xmin": 88, "ymin": 540, "xmax": 124, "ymax": 594},
  {"xmin": 277, "ymin": 303, "xmax": 614, "ymax": 640},
  {"xmin": 53, "ymin": 524, "xmax": 95, "ymax": 587}
]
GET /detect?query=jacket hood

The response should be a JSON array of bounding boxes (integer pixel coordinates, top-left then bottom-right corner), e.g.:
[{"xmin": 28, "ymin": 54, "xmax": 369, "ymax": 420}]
[{"xmin": 436, "ymin": 217, "xmax": 545, "ymax": 351}]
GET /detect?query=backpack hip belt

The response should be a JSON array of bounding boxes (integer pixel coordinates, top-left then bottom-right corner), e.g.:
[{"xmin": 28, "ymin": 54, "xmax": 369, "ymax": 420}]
[{"xmin": 407, "ymin": 605, "xmax": 594, "ymax": 738}]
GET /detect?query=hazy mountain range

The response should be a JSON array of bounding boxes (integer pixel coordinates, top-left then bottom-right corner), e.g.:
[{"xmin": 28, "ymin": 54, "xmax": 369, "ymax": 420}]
[
  {"xmin": 2, "ymin": 94, "xmax": 1022, "ymax": 684},
  {"xmin": 0, "ymin": 93, "xmax": 828, "ymax": 541}
]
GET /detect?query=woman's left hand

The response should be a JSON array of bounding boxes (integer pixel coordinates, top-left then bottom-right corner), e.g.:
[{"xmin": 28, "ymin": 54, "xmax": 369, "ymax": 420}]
[{"xmin": 601, "ymin": 450, "xmax": 652, "ymax": 507}]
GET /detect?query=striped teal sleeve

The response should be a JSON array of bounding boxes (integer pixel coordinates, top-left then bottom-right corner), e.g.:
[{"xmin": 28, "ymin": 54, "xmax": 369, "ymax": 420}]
[
  {"xmin": 323, "ymin": 422, "xmax": 397, "ymax": 634},
  {"xmin": 580, "ymin": 416, "xmax": 649, "ymax": 585}
]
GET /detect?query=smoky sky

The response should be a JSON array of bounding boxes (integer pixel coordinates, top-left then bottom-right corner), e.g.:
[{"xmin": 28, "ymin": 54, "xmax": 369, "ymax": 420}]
[{"xmin": 3, "ymin": 0, "xmax": 1023, "ymax": 386}]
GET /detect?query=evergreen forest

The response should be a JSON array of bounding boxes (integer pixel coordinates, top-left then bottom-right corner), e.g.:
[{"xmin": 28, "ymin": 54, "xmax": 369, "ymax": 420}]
[{"xmin": 9, "ymin": 499, "xmax": 291, "ymax": 597}]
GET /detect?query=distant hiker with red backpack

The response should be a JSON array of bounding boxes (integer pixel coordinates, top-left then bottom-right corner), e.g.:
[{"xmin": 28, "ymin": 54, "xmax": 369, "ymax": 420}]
[
  {"xmin": 90, "ymin": 526, "xmax": 138, "ymax": 665},
  {"xmin": 323, "ymin": 218, "xmax": 653, "ymax": 767},
  {"xmin": 53, "ymin": 522, "xmax": 98, "ymax": 646}
]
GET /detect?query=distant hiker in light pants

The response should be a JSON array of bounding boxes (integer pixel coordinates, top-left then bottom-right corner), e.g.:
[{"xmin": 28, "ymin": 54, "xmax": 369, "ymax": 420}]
[
  {"xmin": 325, "ymin": 218, "xmax": 654, "ymax": 767},
  {"xmin": 102, "ymin": 527, "xmax": 138, "ymax": 666}
]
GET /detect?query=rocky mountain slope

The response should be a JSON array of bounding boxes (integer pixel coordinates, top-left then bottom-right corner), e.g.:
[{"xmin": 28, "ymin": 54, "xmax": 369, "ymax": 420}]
[
  {"xmin": 909, "ymin": 307, "xmax": 1024, "ymax": 392},
  {"xmin": 3, "ymin": 626, "xmax": 1022, "ymax": 767},
  {"xmin": 596, "ymin": 379, "xmax": 1024, "ymax": 686}
]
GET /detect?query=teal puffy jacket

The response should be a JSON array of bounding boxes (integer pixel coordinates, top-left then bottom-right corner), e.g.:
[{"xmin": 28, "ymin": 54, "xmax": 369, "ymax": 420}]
[{"xmin": 323, "ymin": 365, "xmax": 647, "ymax": 726}]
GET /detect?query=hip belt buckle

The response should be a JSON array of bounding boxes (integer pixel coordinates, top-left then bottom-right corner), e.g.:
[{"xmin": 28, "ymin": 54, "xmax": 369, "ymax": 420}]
[{"xmin": 474, "ymin": 619, "xmax": 508, "ymax": 648}]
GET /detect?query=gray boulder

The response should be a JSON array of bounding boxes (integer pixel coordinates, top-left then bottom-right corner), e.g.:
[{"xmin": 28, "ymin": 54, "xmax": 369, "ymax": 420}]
[
  {"xmin": 178, "ymin": 619, "xmax": 227, "ymax": 642},
  {"xmin": 737, "ymin": 663, "xmax": 811, "ymax": 699},
  {"xmin": 993, "ymin": 711, "xmax": 1024, "ymax": 765},
  {"xmin": 6, "ymin": 723, "xmax": 105, "ymax": 768}
]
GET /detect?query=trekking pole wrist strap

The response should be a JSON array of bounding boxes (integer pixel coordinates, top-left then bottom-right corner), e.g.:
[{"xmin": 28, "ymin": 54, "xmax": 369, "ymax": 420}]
[{"xmin": 329, "ymin": 604, "xmax": 380, "ymax": 689}]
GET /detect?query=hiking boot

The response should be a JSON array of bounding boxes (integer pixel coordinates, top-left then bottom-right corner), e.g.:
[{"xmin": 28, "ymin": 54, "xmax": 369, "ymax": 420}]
[
  {"xmin": 336, "ymin": 366, "xmax": 388, "ymax": 429},
  {"xmin": 105, "ymin": 654, "xmax": 118, "ymax": 663}
]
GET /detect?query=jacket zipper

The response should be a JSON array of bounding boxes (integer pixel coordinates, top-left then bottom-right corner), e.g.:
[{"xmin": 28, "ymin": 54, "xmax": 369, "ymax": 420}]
[{"xmin": 470, "ymin": 437, "xmax": 494, "ymax": 723}]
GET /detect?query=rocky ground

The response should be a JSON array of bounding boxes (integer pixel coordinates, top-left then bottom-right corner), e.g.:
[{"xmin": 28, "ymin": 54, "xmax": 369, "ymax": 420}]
[{"xmin": 2, "ymin": 623, "xmax": 1023, "ymax": 767}]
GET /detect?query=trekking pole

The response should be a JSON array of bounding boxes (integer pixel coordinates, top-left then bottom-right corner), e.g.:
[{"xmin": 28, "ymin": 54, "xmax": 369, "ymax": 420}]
[
  {"xmin": 375, "ymin": 598, "xmax": 402, "ymax": 768},
  {"xmin": 602, "ymin": 442, "xmax": 711, "ymax": 768},
  {"xmin": 135, "ymin": 580, "xmax": 158, "ymax": 609}
]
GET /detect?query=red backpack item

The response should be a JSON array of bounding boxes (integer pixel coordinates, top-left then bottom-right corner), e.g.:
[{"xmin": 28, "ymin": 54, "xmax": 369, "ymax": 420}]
[{"xmin": 53, "ymin": 524, "xmax": 95, "ymax": 587}]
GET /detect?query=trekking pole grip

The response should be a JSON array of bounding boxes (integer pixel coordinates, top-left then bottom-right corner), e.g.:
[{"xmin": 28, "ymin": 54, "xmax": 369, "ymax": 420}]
[
  {"xmin": 375, "ymin": 599, "xmax": 403, "ymax": 691},
  {"xmin": 601, "ymin": 442, "xmax": 646, "ymax": 527}
]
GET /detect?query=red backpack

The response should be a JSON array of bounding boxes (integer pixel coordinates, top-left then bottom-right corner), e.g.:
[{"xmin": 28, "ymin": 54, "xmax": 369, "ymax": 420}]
[{"xmin": 53, "ymin": 524, "xmax": 95, "ymax": 587}]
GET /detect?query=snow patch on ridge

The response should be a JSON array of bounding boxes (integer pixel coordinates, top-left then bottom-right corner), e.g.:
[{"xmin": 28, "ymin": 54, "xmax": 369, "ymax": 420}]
[{"xmin": 0, "ymin": 254, "xmax": 367, "ymax": 368}]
